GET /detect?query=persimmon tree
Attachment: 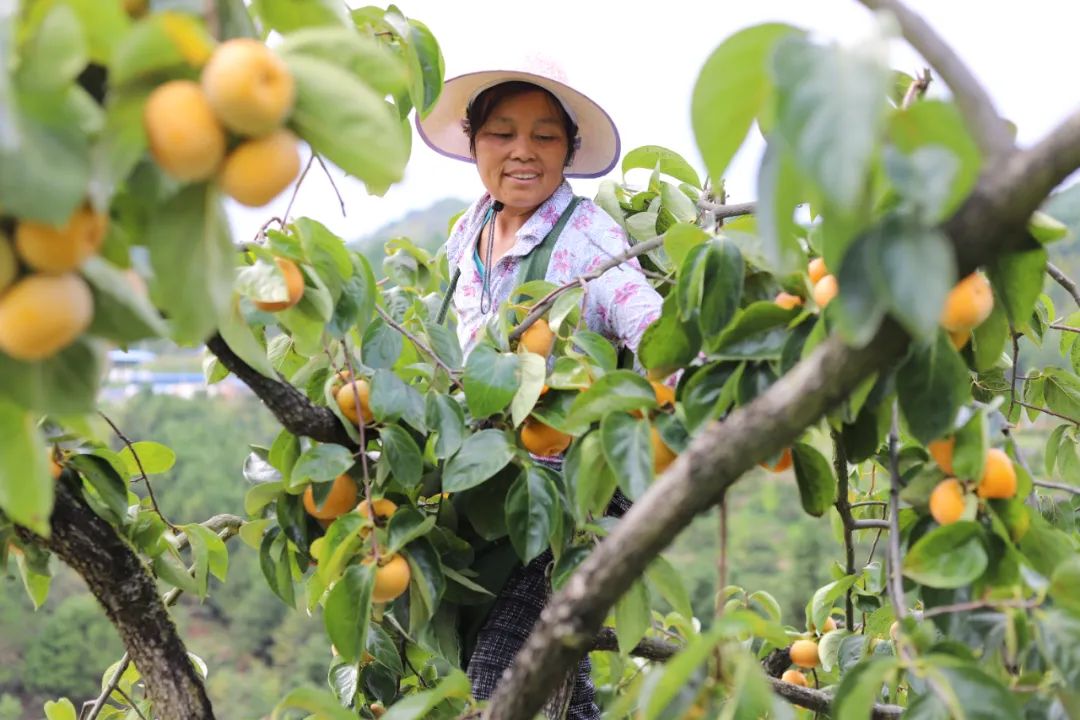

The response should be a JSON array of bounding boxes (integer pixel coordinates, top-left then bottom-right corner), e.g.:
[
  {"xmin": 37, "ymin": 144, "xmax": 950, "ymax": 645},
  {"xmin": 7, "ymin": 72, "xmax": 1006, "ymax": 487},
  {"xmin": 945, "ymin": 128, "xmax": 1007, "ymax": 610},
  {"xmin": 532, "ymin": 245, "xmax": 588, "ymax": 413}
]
[{"xmin": 1, "ymin": 1, "xmax": 1079, "ymax": 720}]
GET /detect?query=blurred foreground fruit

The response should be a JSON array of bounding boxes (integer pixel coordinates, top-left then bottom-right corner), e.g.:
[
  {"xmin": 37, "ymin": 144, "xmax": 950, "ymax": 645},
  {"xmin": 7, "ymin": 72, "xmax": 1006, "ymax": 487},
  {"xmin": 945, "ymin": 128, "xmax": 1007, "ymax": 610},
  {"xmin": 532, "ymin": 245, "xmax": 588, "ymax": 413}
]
[
  {"xmin": 789, "ymin": 639, "xmax": 819, "ymax": 668},
  {"xmin": 202, "ymin": 38, "xmax": 296, "ymax": 136},
  {"xmin": 0, "ymin": 274, "xmax": 93, "ymax": 360},
  {"xmin": 930, "ymin": 478, "xmax": 965, "ymax": 525},
  {"xmin": 220, "ymin": 129, "xmax": 301, "ymax": 207},
  {"xmin": 940, "ymin": 272, "xmax": 993, "ymax": 332},
  {"xmin": 15, "ymin": 205, "xmax": 107, "ymax": 273},
  {"xmin": 977, "ymin": 448, "xmax": 1017, "ymax": 499},
  {"xmin": 144, "ymin": 80, "xmax": 226, "ymax": 181}
]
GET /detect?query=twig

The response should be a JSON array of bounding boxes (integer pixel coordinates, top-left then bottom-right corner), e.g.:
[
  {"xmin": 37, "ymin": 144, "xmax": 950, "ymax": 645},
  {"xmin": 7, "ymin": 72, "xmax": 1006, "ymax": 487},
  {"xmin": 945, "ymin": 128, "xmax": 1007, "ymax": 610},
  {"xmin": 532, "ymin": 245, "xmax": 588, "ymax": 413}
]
[
  {"xmin": 374, "ymin": 305, "xmax": 463, "ymax": 388},
  {"xmin": 717, "ymin": 498, "xmax": 728, "ymax": 617},
  {"xmin": 851, "ymin": 500, "xmax": 888, "ymax": 508},
  {"xmin": 830, "ymin": 429, "xmax": 856, "ymax": 631},
  {"xmin": 856, "ymin": 0, "xmax": 1013, "ymax": 158},
  {"xmin": 1048, "ymin": 323, "xmax": 1080, "ymax": 334},
  {"xmin": 866, "ymin": 527, "xmax": 885, "ymax": 566},
  {"xmin": 1035, "ymin": 479, "xmax": 1080, "ymax": 495},
  {"xmin": 900, "ymin": 68, "xmax": 932, "ymax": 108},
  {"xmin": 886, "ymin": 403, "xmax": 908, "ymax": 623},
  {"xmin": 1009, "ymin": 333, "xmax": 1020, "ymax": 417},
  {"xmin": 250, "ymin": 216, "xmax": 284, "ymax": 245},
  {"xmin": 1015, "ymin": 400, "xmax": 1080, "ymax": 426},
  {"xmin": 113, "ymin": 687, "xmax": 149, "ymax": 720},
  {"xmin": 852, "ymin": 519, "xmax": 891, "ymax": 530},
  {"xmin": 314, "ymin": 154, "xmax": 347, "ymax": 218},
  {"xmin": 282, "ymin": 154, "xmax": 316, "ymax": 224},
  {"xmin": 919, "ymin": 597, "xmax": 1040, "ymax": 619},
  {"xmin": 694, "ymin": 200, "xmax": 757, "ymax": 219},
  {"xmin": 1048, "ymin": 262, "xmax": 1080, "ymax": 308},
  {"xmin": 98, "ymin": 412, "xmax": 177, "ymax": 532}
]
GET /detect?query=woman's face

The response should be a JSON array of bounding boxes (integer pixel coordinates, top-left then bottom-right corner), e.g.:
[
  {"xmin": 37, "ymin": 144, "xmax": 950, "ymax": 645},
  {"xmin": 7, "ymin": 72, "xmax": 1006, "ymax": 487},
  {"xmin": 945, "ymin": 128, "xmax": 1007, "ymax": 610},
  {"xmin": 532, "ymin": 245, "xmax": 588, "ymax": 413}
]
[{"xmin": 472, "ymin": 90, "xmax": 569, "ymax": 213}]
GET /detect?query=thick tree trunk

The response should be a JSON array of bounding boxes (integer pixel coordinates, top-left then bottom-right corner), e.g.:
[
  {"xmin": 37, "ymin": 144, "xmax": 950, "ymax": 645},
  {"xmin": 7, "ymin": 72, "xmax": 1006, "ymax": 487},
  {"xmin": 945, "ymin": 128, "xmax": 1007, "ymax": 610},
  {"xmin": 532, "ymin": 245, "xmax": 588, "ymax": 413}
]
[{"xmin": 29, "ymin": 483, "xmax": 215, "ymax": 720}]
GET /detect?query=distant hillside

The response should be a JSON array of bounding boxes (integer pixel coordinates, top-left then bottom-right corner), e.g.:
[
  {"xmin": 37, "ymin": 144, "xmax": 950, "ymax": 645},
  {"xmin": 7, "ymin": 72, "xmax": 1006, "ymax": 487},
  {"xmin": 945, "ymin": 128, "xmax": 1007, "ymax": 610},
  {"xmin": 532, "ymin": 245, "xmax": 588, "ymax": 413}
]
[{"xmin": 349, "ymin": 197, "xmax": 469, "ymax": 270}]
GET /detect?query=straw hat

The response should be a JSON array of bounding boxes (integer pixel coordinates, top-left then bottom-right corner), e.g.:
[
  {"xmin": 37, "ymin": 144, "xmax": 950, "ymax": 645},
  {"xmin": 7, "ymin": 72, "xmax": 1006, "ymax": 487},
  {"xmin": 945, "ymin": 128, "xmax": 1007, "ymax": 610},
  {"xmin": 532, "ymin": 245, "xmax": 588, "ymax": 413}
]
[{"xmin": 415, "ymin": 58, "xmax": 620, "ymax": 179}]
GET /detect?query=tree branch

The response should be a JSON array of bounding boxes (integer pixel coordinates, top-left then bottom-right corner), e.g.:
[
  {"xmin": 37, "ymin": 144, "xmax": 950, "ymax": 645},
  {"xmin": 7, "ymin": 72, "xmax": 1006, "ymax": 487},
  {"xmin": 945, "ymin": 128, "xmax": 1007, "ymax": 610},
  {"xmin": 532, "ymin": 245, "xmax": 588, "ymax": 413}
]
[
  {"xmin": 856, "ymin": 0, "xmax": 1013, "ymax": 158},
  {"xmin": 27, "ymin": 482, "xmax": 215, "ymax": 719},
  {"xmin": 206, "ymin": 333, "xmax": 356, "ymax": 448},
  {"xmin": 1034, "ymin": 478, "xmax": 1080, "ymax": 495},
  {"xmin": 695, "ymin": 200, "xmax": 757, "ymax": 220},
  {"xmin": 374, "ymin": 305, "xmax": 463, "ymax": 389},
  {"xmin": 831, "ymin": 429, "xmax": 857, "ymax": 630},
  {"xmin": 887, "ymin": 403, "xmax": 908, "ymax": 622},
  {"xmin": 1048, "ymin": 262, "xmax": 1080, "ymax": 308}
]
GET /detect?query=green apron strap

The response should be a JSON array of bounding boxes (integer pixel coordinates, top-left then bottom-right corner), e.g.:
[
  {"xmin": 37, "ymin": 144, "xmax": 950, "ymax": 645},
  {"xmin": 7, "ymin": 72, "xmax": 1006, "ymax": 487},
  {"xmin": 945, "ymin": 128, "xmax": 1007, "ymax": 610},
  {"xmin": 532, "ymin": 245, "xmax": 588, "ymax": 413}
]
[
  {"xmin": 518, "ymin": 195, "xmax": 583, "ymax": 285},
  {"xmin": 436, "ymin": 268, "xmax": 460, "ymax": 325}
]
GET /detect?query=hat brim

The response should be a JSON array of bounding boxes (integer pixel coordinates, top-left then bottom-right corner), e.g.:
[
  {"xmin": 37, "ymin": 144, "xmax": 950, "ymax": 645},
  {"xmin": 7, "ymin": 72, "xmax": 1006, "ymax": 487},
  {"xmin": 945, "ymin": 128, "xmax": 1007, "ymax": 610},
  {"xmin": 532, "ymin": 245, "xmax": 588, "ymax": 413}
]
[{"xmin": 415, "ymin": 70, "xmax": 620, "ymax": 179}]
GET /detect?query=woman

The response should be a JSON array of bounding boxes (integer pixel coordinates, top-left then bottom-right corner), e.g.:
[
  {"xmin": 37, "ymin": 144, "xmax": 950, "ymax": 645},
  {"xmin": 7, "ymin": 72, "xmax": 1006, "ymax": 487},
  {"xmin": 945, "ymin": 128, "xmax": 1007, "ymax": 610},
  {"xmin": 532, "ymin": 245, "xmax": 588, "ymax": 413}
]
[{"xmin": 416, "ymin": 65, "xmax": 663, "ymax": 718}]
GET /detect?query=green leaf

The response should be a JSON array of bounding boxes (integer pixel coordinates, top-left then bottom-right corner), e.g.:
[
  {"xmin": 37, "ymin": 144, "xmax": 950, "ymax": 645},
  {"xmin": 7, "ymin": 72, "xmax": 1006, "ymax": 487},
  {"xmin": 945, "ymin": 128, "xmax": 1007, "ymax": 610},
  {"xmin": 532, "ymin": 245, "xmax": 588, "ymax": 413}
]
[
  {"xmin": 791, "ymin": 443, "xmax": 837, "ymax": 517},
  {"xmin": 971, "ymin": 300, "xmax": 1009, "ymax": 372},
  {"xmin": 570, "ymin": 330, "xmax": 617, "ymax": 372},
  {"xmin": 277, "ymin": 26, "xmax": 407, "ymax": 96},
  {"xmin": 566, "ymin": 370, "xmax": 655, "ymax": 427},
  {"xmin": 773, "ymin": 29, "xmax": 890, "ymax": 211},
  {"xmin": 832, "ymin": 657, "xmax": 897, "ymax": 720},
  {"xmin": 404, "ymin": 538, "xmax": 445, "ymax": 633},
  {"xmin": 639, "ymin": 624, "xmax": 725, "ymax": 720},
  {"xmin": 18, "ymin": 4, "xmax": 86, "ymax": 92},
  {"xmin": 463, "ymin": 344, "xmax": 519, "ymax": 419},
  {"xmin": 0, "ymin": 399, "xmax": 53, "ymax": 535},
  {"xmin": 386, "ymin": 508, "xmax": 435, "ymax": 554},
  {"xmin": 699, "ymin": 238, "xmax": 744, "ymax": 337},
  {"xmin": 883, "ymin": 145, "xmax": 959, "ymax": 224},
  {"xmin": 510, "ymin": 352, "xmax": 547, "ymax": 427},
  {"xmin": 114, "ymin": 440, "xmax": 174, "ymax": 478},
  {"xmin": 291, "ymin": 444, "xmax": 353, "ymax": 486},
  {"xmin": 1019, "ymin": 517, "xmax": 1073, "ymax": 578},
  {"xmin": 402, "ymin": 17, "xmax": 444, "ymax": 117},
  {"xmin": 145, "ymin": 184, "xmax": 234, "ymax": 345},
  {"xmin": 271, "ymin": 687, "xmax": 358, "ymax": 720},
  {"xmin": 379, "ymin": 425, "xmax": 422, "ymax": 489},
  {"xmin": 987, "ymin": 248, "xmax": 1047, "ymax": 329},
  {"xmin": 1050, "ymin": 556, "xmax": 1080, "ymax": 615},
  {"xmin": 285, "ymin": 54, "xmax": 408, "ymax": 192},
  {"xmin": 380, "ymin": 669, "xmax": 470, "ymax": 720},
  {"xmin": 426, "ymin": 322, "xmax": 463, "ymax": 371},
  {"xmin": 875, "ymin": 219, "xmax": 956, "ymax": 340},
  {"xmin": 638, "ymin": 295, "xmax": 702, "ymax": 373},
  {"xmin": 810, "ymin": 576, "xmax": 856, "ymax": 632},
  {"xmin": 82, "ymin": 256, "xmax": 167, "ymax": 343},
  {"xmin": 108, "ymin": 12, "xmax": 213, "ymax": 86},
  {"xmin": 906, "ymin": 660, "xmax": 1023, "ymax": 720},
  {"xmin": 505, "ymin": 466, "xmax": 558, "ymax": 563},
  {"xmin": 889, "ymin": 100, "xmax": 982, "ymax": 219},
  {"xmin": 43, "ymin": 698, "xmax": 77, "ymax": 720},
  {"xmin": 904, "ymin": 522, "xmax": 988, "ymax": 588},
  {"xmin": 183, "ymin": 523, "xmax": 229, "ymax": 598},
  {"xmin": 645, "ymin": 556, "xmax": 694, "ymax": 619},
  {"xmin": 680, "ymin": 362, "xmax": 738, "ymax": 433},
  {"xmin": 897, "ymin": 333, "xmax": 971, "ymax": 445},
  {"xmin": 600, "ymin": 412, "xmax": 653, "ymax": 501},
  {"xmin": 369, "ymin": 369, "xmax": 426, "ymax": 431},
  {"xmin": 217, "ymin": 295, "xmax": 276, "ymax": 379},
  {"xmin": 361, "ymin": 318, "xmax": 402, "ymax": 369},
  {"xmin": 833, "ymin": 227, "xmax": 888, "ymax": 347},
  {"xmin": 324, "ymin": 562, "xmax": 375, "ymax": 664},
  {"xmin": 708, "ymin": 301, "xmax": 794, "ymax": 358},
  {"xmin": 952, "ymin": 409, "xmax": 988, "ymax": 481},
  {"xmin": 614, "ymin": 579, "xmax": 651, "ymax": 655},
  {"xmin": 442, "ymin": 429, "xmax": 514, "ymax": 493},
  {"xmin": 623, "ymin": 145, "xmax": 701, "ymax": 188},
  {"xmin": 253, "ymin": 0, "xmax": 347, "ymax": 34},
  {"xmin": 756, "ymin": 139, "xmax": 805, "ymax": 275},
  {"xmin": 153, "ymin": 550, "xmax": 197, "ymax": 595},
  {"xmin": 692, "ymin": 23, "xmax": 801, "ymax": 183},
  {"xmin": 663, "ymin": 222, "xmax": 709, "ymax": 270},
  {"xmin": 68, "ymin": 454, "xmax": 128, "ymax": 523},
  {"xmin": 426, "ymin": 393, "xmax": 465, "ymax": 460},
  {"xmin": 564, "ymin": 431, "xmax": 618, "ymax": 521},
  {"xmin": 0, "ymin": 337, "xmax": 103, "ymax": 415}
]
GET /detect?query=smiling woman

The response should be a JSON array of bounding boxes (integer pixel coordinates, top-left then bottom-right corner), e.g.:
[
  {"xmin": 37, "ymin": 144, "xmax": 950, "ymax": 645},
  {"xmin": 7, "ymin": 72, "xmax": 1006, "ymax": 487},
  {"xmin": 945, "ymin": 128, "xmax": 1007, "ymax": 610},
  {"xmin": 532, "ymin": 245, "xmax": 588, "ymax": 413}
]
[{"xmin": 416, "ymin": 64, "xmax": 663, "ymax": 718}]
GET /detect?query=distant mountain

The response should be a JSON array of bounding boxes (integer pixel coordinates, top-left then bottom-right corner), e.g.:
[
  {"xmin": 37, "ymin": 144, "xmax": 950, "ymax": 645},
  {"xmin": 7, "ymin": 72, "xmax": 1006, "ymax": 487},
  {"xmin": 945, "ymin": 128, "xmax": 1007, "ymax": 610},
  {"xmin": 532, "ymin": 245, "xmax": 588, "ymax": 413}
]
[{"xmin": 349, "ymin": 197, "xmax": 469, "ymax": 269}]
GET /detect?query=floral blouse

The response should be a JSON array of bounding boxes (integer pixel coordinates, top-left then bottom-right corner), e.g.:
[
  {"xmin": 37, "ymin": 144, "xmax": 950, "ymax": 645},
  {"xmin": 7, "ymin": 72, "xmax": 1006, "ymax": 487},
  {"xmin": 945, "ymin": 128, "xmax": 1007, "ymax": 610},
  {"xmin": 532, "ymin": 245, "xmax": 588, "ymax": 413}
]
[{"xmin": 444, "ymin": 181, "xmax": 662, "ymax": 357}]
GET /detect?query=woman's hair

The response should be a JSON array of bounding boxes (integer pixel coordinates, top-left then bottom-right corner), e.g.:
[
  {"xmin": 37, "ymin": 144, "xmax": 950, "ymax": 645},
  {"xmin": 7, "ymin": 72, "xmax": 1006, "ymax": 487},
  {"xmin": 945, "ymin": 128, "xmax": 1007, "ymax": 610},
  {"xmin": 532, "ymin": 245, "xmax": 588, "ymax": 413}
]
[{"xmin": 463, "ymin": 81, "xmax": 579, "ymax": 168}]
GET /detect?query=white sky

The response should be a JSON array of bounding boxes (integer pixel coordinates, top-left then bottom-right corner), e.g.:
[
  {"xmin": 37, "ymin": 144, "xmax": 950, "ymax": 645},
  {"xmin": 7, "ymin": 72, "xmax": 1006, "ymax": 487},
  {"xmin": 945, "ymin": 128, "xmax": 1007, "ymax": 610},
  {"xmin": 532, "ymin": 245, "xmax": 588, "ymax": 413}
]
[{"xmin": 227, "ymin": 0, "xmax": 1080, "ymax": 244}]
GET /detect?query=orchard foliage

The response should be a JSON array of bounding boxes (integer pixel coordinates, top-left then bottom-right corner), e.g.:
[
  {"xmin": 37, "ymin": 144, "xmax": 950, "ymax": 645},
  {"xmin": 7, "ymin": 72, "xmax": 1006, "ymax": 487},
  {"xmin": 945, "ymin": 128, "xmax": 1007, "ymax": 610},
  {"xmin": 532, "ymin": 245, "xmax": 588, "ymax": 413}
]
[{"xmin": 0, "ymin": 1, "xmax": 1078, "ymax": 719}]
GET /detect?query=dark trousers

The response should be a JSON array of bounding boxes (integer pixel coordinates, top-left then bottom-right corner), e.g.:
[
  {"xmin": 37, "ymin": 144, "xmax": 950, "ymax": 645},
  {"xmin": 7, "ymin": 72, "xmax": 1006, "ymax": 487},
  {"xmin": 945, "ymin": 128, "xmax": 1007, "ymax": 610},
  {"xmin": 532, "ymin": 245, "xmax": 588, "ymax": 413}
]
[{"xmin": 464, "ymin": 489, "xmax": 632, "ymax": 719}]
